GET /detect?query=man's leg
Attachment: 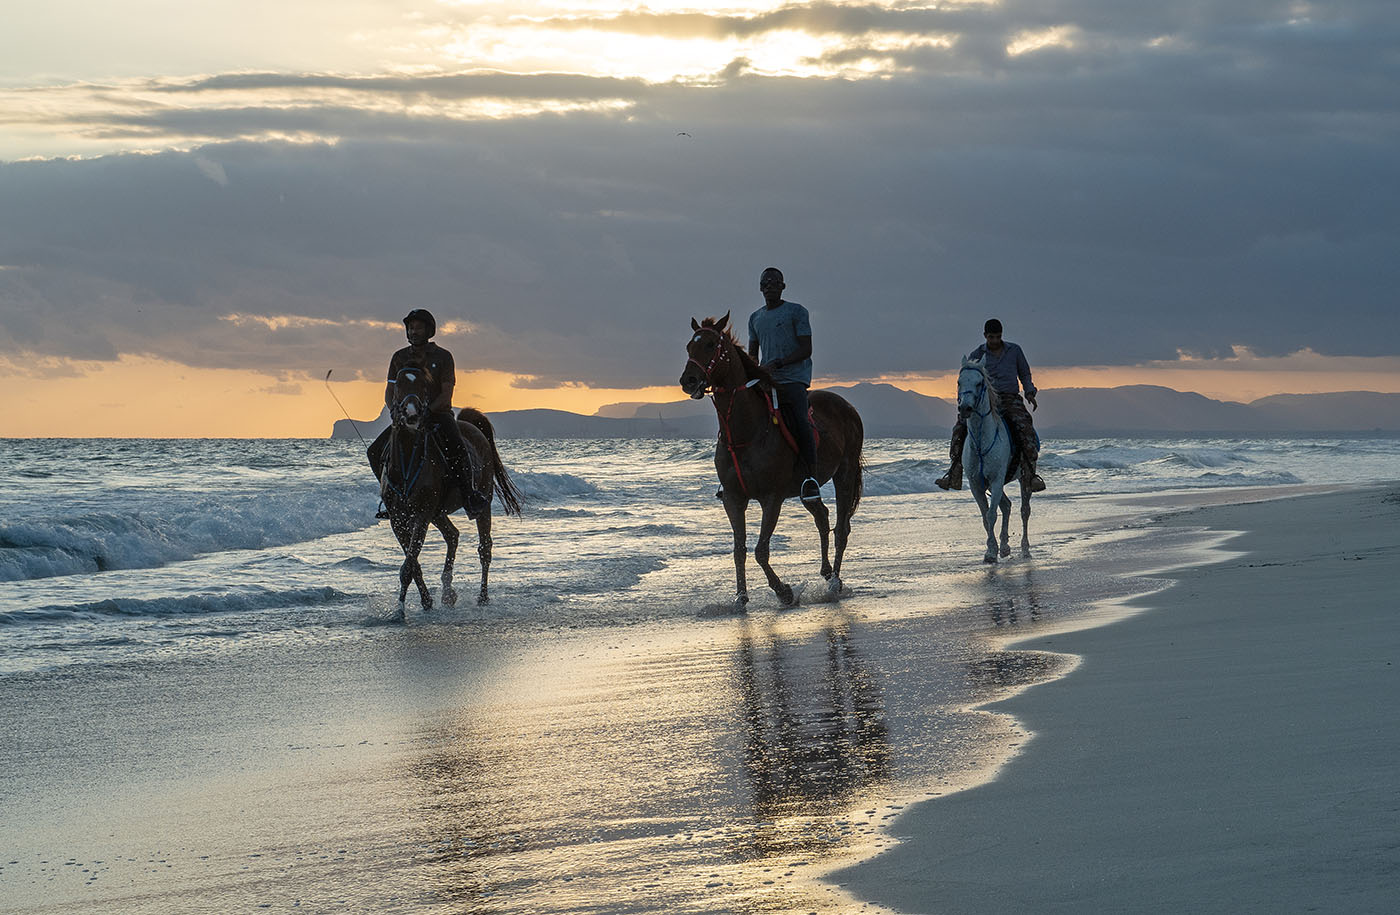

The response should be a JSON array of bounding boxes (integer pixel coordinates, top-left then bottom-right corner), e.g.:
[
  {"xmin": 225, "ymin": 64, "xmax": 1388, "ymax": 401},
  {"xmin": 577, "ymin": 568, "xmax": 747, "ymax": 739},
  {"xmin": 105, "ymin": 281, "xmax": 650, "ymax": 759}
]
[
  {"xmin": 936, "ymin": 418, "xmax": 968, "ymax": 490},
  {"xmin": 432, "ymin": 414, "xmax": 491, "ymax": 518},
  {"xmin": 367, "ymin": 426, "xmax": 393, "ymax": 518},
  {"xmin": 778, "ymin": 382, "xmax": 822, "ymax": 502},
  {"xmin": 1001, "ymin": 398, "xmax": 1045, "ymax": 492}
]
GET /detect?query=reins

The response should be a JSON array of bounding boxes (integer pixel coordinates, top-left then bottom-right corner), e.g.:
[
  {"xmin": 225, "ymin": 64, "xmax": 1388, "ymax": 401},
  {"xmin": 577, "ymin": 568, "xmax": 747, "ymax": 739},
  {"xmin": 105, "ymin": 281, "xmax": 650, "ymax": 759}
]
[
  {"xmin": 961, "ymin": 368, "xmax": 1004, "ymax": 483},
  {"xmin": 688, "ymin": 327, "xmax": 768, "ymax": 498}
]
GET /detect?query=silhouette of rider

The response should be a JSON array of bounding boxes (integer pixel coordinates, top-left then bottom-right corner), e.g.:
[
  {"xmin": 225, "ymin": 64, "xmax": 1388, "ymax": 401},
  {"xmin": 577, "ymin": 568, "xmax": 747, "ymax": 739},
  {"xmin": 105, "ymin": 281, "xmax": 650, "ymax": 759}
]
[
  {"xmin": 748, "ymin": 267, "xmax": 822, "ymax": 504},
  {"xmin": 368, "ymin": 309, "xmax": 490, "ymax": 519},
  {"xmin": 936, "ymin": 318, "xmax": 1046, "ymax": 493}
]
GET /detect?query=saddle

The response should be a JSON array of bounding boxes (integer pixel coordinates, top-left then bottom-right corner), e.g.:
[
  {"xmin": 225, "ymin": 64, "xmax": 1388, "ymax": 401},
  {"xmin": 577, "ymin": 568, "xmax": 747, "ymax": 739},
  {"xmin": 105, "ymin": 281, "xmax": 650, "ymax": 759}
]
[
  {"xmin": 998, "ymin": 420, "xmax": 1040, "ymax": 484},
  {"xmin": 762, "ymin": 388, "xmax": 820, "ymax": 455}
]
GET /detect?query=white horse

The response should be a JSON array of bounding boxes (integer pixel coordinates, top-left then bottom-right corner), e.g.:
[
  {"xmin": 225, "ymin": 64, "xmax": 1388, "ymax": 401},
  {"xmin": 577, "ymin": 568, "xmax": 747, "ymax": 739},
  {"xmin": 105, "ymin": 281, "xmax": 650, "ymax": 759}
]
[{"xmin": 956, "ymin": 358, "xmax": 1032, "ymax": 563}]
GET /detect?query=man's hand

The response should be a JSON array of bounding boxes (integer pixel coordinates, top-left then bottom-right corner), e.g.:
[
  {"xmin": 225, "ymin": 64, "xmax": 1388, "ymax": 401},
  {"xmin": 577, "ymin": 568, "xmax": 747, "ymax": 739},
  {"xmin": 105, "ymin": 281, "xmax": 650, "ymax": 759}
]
[{"xmin": 1028, "ymin": 393, "xmax": 1038, "ymax": 412}]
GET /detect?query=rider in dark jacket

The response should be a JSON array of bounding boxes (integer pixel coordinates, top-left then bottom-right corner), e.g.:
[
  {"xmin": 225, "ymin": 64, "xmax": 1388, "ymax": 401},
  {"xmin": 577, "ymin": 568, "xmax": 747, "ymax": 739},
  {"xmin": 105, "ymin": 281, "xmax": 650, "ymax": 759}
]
[
  {"xmin": 936, "ymin": 318, "xmax": 1046, "ymax": 493},
  {"xmin": 368, "ymin": 309, "xmax": 490, "ymax": 519}
]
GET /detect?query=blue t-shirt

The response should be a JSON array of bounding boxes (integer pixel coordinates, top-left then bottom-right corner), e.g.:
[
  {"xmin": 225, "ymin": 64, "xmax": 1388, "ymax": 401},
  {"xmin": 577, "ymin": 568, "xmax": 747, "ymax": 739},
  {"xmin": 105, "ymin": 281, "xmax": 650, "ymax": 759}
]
[{"xmin": 748, "ymin": 300, "xmax": 812, "ymax": 386}]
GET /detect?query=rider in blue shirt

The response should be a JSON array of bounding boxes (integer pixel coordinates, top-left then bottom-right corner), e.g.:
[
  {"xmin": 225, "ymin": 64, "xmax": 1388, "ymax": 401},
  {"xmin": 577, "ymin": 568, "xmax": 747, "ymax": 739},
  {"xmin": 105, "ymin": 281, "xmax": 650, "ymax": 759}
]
[
  {"xmin": 936, "ymin": 318, "xmax": 1046, "ymax": 493},
  {"xmin": 748, "ymin": 267, "xmax": 822, "ymax": 503}
]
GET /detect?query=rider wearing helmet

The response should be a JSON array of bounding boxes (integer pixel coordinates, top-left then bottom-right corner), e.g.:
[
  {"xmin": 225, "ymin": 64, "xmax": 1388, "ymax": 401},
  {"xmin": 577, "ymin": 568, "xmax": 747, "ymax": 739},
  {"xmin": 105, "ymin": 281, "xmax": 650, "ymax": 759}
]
[
  {"xmin": 368, "ymin": 309, "xmax": 490, "ymax": 519},
  {"xmin": 935, "ymin": 318, "xmax": 1046, "ymax": 493}
]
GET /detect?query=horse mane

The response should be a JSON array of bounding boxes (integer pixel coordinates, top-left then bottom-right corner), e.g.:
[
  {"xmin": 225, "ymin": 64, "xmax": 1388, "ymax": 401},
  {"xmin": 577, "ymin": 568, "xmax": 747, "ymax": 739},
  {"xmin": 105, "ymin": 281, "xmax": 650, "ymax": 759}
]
[
  {"xmin": 700, "ymin": 316, "xmax": 773, "ymax": 386},
  {"xmin": 960, "ymin": 357, "xmax": 1001, "ymax": 414}
]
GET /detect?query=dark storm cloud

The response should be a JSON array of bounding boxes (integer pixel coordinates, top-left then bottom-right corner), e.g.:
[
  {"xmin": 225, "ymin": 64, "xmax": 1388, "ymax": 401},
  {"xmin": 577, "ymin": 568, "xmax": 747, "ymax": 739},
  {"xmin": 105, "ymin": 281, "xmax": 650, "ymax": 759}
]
[{"xmin": 2, "ymin": 0, "xmax": 1399, "ymax": 387}]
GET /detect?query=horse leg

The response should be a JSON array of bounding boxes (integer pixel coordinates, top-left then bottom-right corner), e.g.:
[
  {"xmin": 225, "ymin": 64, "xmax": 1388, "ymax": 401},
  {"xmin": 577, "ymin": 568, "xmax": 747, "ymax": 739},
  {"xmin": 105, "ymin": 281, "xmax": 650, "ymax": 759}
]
[
  {"xmin": 999, "ymin": 490, "xmax": 1012, "ymax": 558},
  {"xmin": 969, "ymin": 477, "xmax": 996, "ymax": 563},
  {"xmin": 722, "ymin": 493, "xmax": 750, "ymax": 608},
  {"xmin": 801, "ymin": 483, "xmax": 833, "ymax": 581},
  {"xmin": 1020, "ymin": 483, "xmax": 1032, "ymax": 557},
  {"xmin": 753, "ymin": 496, "xmax": 795, "ymax": 606},
  {"xmin": 408, "ymin": 518, "xmax": 434, "ymax": 609},
  {"xmin": 434, "ymin": 514, "xmax": 459, "ymax": 607},
  {"xmin": 828, "ymin": 462, "xmax": 858, "ymax": 596},
  {"xmin": 476, "ymin": 512, "xmax": 493, "ymax": 605}
]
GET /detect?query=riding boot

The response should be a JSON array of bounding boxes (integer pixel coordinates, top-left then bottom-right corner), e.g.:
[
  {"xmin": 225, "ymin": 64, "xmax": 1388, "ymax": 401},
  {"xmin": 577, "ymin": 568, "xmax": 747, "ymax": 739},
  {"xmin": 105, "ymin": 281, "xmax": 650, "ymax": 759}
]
[
  {"xmin": 1022, "ymin": 457, "xmax": 1046, "ymax": 493},
  {"xmin": 935, "ymin": 460, "xmax": 963, "ymax": 491}
]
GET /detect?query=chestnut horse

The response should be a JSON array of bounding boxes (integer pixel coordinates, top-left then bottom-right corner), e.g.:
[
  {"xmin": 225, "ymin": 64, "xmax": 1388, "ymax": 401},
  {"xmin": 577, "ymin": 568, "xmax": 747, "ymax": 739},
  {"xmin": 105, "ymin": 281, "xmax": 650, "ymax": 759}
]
[
  {"xmin": 378, "ymin": 366, "xmax": 523, "ymax": 614},
  {"xmin": 679, "ymin": 314, "xmax": 864, "ymax": 609}
]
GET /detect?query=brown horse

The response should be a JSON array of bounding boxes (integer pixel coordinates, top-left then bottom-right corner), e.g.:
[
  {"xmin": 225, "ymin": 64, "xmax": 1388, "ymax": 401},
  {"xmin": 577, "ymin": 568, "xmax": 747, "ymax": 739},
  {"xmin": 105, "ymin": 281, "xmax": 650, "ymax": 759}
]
[
  {"xmin": 377, "ymin": 366, "xmax": 523, "ymax": 615},
  {"xmin": 679, "ymin": 314, "xmax": 865, "ymax": 609}
]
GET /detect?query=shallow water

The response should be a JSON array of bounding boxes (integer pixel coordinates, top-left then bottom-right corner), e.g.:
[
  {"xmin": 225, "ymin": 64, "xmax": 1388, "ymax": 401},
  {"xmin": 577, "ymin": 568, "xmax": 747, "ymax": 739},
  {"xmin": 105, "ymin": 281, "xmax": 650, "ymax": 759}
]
[{"xmin": 1, "ymin": 435, "xmax": 1397, "ymax": 912}]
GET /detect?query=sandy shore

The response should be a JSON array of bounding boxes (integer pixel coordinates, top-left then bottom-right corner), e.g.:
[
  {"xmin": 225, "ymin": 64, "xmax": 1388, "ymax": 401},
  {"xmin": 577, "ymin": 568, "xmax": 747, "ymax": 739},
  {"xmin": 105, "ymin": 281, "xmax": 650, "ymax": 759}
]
[{"xmin": 837, "ymin": 484, "xmax": 1400, "ymax": 912}]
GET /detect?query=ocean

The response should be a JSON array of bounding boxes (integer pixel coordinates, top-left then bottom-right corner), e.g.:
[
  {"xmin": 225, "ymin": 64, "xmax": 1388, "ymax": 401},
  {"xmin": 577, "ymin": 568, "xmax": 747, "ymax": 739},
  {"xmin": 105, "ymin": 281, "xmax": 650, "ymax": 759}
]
[
  {"xmin": 2, "ymin": 434, "xmax": 1398, "ymax": 913},
  {"xmin": 2, "ymin": 434, "xmax": 1397, "ymax": 677}
]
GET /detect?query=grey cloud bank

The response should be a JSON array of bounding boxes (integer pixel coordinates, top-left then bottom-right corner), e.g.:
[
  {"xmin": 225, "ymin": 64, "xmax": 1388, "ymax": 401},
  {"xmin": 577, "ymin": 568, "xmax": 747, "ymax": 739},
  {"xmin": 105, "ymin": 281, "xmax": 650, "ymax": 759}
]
[{"xmin": 2, "ymin": 0, "xmax": 1398, "ymax": 389}]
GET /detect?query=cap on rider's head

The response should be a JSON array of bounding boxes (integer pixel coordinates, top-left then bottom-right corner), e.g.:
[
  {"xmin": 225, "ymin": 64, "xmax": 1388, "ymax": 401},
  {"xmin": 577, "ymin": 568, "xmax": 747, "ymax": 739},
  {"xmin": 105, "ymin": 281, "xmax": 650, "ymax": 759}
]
[
  {"xmin": 984, "ymin": 318, "xmax": 1003, "ymax": 335},
  {"xmin": 403, "ymin": 309, "xmax": 437, "ymax": 338}
]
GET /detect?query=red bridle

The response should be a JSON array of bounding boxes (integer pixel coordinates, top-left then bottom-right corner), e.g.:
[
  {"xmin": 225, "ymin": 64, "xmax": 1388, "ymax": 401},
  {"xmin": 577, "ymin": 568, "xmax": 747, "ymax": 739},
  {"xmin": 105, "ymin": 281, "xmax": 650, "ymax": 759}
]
[
  {"xmin": 686, "ymin": 325, "xmax": 763, "ymax": 496},
  {"xmin": 685, "ymin": 326, "xmax": 738, "ymax": 393}
]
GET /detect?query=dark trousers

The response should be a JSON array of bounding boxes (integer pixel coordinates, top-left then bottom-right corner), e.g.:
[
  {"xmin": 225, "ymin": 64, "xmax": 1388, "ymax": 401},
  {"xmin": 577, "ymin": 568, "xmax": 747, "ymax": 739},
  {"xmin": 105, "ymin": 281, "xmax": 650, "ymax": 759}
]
[
  {"xmin": 777, "ymin": 382, "xmax": 819, "ymax": 473},
  {"xmin": 949, "ymin": 393, "xmax": 1038, "ymax": 465},
  {"xmin": 368, "ymin": 412, "xmax": 474, "ymax": 481}
]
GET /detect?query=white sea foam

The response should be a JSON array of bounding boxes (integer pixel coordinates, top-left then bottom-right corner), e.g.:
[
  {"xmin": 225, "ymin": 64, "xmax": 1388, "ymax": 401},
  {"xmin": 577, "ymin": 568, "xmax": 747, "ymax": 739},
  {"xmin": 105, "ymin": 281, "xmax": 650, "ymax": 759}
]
[{"xmin": 1, "ymin": 435, "xmax": 1396, "ymax": 676}]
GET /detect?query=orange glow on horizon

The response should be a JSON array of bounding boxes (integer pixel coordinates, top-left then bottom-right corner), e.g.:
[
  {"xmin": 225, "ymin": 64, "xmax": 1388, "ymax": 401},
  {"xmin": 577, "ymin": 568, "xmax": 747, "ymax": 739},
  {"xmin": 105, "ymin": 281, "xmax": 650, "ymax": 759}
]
[
  {"xmin": 1, "ymin": 352, "xmax": 1398, "ymax": 437},
  {"xmin": 0, "ymin": 356, "xmax": 686, "ymax": 438}
]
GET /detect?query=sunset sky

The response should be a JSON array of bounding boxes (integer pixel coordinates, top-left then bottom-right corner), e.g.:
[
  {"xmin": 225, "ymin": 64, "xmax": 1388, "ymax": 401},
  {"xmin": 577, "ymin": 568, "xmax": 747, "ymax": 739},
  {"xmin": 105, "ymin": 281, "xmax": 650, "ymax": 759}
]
[{"xmin": 3, "ymin": 1, "xmax": 1398, "ymax": 437}]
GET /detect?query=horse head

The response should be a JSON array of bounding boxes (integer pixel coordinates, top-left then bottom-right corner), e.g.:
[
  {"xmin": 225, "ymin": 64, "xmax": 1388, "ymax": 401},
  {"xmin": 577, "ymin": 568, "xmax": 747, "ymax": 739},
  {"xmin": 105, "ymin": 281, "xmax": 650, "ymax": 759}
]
[
  {"xmin": 680, "ymin": 312, "xmax": 742, "ymax": 398},
  {"xmin": 391, "ymin": 365, "xmax": 434, "ymax": 431},
  {"xmin": 957, "ymin": 358, "xmax": 999, "ymax": 418}
]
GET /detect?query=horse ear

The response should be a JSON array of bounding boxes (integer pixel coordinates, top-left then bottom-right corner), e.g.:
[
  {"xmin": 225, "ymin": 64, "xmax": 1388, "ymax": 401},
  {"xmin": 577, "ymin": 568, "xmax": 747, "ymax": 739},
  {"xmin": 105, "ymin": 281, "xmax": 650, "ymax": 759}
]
[
  {"xmin": 691, "ymin": 317, "xmax": 700, "ymax": 332},
  {"xmin": 716, "ymin": 311, "xmax": 730, "ymax": 332}
]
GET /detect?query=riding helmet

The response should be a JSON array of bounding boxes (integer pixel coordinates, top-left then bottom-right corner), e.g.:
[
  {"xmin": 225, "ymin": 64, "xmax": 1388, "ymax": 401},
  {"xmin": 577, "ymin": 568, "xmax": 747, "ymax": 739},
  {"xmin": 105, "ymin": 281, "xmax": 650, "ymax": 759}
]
[{"xmin": 402, "ymin": 308, "xmax": 437, "ymax": 338}]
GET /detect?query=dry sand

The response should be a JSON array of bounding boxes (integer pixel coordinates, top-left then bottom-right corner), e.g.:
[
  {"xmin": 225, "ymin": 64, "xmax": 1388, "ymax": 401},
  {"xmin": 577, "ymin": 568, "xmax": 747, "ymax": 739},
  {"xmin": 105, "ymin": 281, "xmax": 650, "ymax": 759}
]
[{"xmin": 837, "ymin": 484, "xmax": 1400, "ymax": 913}]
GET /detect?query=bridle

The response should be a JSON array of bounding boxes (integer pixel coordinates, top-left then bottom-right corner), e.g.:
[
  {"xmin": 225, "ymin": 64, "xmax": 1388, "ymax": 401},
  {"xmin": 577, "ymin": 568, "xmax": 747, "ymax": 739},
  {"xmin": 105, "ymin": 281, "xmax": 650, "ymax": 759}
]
[
  {"xmin": 685, "ymin": 326, "xmax": 741, "ymax": 394},
  {"xmin": 959, "ymin": 365, "xmax": 1003, "ymax": 481},
  {"xmin": 686, "ymin": 325, "xmax": 765, "ymax": 496}
]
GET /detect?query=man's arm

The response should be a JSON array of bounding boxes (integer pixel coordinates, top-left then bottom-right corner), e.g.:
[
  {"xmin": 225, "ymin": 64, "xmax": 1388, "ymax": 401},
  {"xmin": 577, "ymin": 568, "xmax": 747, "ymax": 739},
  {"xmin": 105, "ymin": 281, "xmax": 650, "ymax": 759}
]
[
  {"xmin": 767, "ymin": 335, "xmax": 812, "ymax": 370},
  {"xmin": 429, "ymin": 381, "xmax": 455, "ymax": 414},
  {"xmin": 1016, "ymin": 346, "xmax": 1038, "ymax": 409}
]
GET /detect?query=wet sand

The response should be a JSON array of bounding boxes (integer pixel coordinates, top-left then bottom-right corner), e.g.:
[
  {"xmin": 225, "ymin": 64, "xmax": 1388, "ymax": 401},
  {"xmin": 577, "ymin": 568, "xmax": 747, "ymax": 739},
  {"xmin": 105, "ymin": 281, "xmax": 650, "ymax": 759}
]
[
  {"xmin": 836, "ymin": 484, "xmax": 1400, "ymax": 912},
  {"xmin": 5, "ymin": 486, "xmax": 1393, "ymax": 913}
]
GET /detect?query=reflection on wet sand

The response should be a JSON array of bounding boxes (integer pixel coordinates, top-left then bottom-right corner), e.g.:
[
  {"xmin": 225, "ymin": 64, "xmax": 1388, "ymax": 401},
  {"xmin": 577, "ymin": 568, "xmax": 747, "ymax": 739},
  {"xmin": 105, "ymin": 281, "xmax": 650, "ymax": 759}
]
[
  {"xmin": 733, "ymin": 617, "xmax": 890, "ymax": 849},
  {"xmin": 394, "ymin": 614, "xmax": 897, "ymax": 914},
  {"xmin": 386, "ymin": 557, "xmax": 1114, "ymax": 914}
]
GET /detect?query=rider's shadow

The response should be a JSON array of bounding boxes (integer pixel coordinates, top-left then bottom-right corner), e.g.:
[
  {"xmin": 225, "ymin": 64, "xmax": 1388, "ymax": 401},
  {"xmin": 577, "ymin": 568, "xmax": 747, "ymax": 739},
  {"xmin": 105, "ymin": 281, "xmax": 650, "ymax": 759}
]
[{"xmin": 730, "ymin": 618, "xmax": 890, "ymax": 843}]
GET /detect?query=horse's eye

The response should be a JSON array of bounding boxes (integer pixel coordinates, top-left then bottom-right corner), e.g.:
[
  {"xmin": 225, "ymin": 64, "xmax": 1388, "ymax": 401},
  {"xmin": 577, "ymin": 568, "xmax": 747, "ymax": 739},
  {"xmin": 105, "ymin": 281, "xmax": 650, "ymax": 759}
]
[{"xmin": 693, "ymin": 334, "xmax": 703, "ymax": 344}]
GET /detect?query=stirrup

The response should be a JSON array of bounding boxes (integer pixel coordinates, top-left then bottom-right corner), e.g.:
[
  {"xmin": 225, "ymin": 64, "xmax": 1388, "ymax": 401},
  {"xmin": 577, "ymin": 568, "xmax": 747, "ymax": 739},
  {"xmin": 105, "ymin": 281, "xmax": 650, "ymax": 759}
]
[
  {"xmin": 800, "ymin": 477, "xmax": 822, "ymax": 502},
  {"xmin": 1028, "ymin": 473, "xmax": 1046, "ymax": 493},
  {"xmin": 375, "ymin": 503, "xmax": 390, "ymax": 520}
]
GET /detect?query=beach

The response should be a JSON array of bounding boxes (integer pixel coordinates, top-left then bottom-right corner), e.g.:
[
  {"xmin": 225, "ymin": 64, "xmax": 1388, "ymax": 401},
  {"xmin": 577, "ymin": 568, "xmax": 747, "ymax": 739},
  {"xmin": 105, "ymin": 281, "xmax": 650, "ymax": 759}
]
[
  {"xmin": 837, "ymin": 484, "xmax": 1400, "ymax": 913},
  {"xmin": 3, "ymin": 436, "xmax": 1399, "ymax": 913}
]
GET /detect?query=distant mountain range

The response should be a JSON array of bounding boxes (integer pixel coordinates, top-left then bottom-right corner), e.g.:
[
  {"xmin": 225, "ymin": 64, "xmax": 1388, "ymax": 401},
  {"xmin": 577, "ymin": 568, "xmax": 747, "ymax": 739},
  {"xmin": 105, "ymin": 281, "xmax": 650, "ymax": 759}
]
[{"xmin": 332, "ymin": 383, "xmax": 1400, "ymax": 440}]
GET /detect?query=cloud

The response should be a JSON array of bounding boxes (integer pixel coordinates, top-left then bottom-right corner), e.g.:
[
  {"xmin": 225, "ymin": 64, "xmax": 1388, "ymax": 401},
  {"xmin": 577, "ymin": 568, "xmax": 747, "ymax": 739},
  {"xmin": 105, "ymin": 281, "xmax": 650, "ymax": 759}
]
[{"xmin": 1, "ymin": 0, "xmax": 1398, "ymax": 391}]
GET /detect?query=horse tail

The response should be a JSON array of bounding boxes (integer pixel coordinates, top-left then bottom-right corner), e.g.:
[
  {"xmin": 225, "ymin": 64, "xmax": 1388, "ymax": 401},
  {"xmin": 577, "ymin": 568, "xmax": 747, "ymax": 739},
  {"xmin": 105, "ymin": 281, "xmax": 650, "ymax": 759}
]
[
  {"xmin": 848, "ymin": 408, "xmax": 865, "ymax": 516},
  {"xmin": 457, "ymin": 407, "xmax": 525, "ymax": 516}
]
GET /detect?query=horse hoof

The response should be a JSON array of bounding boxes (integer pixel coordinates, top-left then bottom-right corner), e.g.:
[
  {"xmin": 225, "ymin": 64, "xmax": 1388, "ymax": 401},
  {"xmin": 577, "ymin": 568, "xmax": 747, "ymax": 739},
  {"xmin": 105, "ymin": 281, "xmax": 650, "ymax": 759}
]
[
  {"xmin": 477, "ymin": 593, "xmax": 490, "ymax": 606},
  {"xmin": 442, "ymin": 588, "xmax": 458, "ymax": 607},
  {"xmin": 827, "ymin": 575, "xmax": 843, "ymax": 597},
  {"xmin": 1000, "ymin": 546, "xmax": 1012, "ymax": 558},
  {"xmin": 734, "ymin": 594, "xmax": 749, "ymax": 612},
  {"xmin": 776, "ymin": 584, "xmax": 795, "ymax": 606},
  {"xmin": 983, "ymin": 554, "xmax": 998, "ymax": 564}
]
